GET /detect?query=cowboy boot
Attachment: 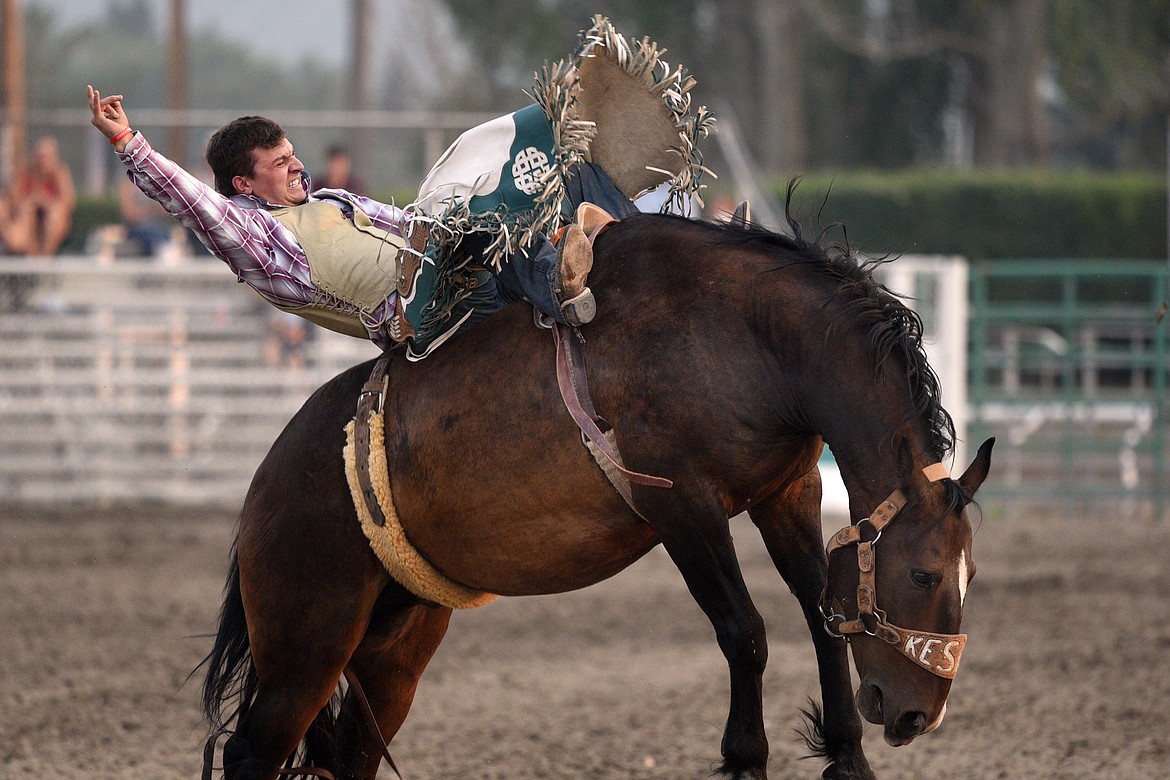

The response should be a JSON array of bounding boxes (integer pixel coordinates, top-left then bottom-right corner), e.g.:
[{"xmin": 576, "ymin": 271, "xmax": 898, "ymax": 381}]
[
  {"xmin": 557, "ymin": 223, "xmax": 595, "ymax": 326},
  {"xmin": 557, "ymin": 203, "xmax": 615, "ymax": 326},
  {"xmin": 577, "ymin": 202, "xmax": 615, "ymax": 237}
]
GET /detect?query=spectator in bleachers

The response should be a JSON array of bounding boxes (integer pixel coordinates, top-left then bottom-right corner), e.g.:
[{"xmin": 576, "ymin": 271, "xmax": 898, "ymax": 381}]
[
  {"xmin": 0, "ymin": 192, "xmax": 22, "ymax": 255},
  {"xmin": 264, "ymin": 309, "xmax": 310, "ymax": 370},
  {"xmin": 118, "ymin": 176, "xmax": 174, "ymax": 257},
  {"xmin": 316, "ymin": 144, "xmax": 367, "ymax": 194},
  {"xmin": 0, "ymin": 137, "xmax": 77, "ymax": 256}
]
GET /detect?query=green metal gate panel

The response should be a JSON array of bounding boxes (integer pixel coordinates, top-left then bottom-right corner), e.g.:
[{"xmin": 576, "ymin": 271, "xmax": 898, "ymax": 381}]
[{"xmin": 968, "ymin": 260, "xmax": 1168, "ymax": 509}]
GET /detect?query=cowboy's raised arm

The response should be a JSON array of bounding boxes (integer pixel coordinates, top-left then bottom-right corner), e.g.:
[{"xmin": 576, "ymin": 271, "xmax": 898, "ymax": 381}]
[
  {"xmin": 88, "ymin": 85, "xmax": 134, "ymax": 152},
  {"xmin": 84, "ymin": 86, "xmax": 317, "ymax": 309}
]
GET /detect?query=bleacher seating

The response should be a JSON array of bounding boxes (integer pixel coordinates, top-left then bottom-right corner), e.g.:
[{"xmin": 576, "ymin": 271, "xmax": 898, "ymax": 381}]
[{"xmin": 0, "ymin": 258, "xmax": 379, "ymax": 506}]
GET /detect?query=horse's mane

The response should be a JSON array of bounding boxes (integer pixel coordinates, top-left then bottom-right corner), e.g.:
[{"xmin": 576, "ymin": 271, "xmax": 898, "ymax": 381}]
[{"xmin": 692, "ymin": 193, "xmax": 957, "ymax": 465}]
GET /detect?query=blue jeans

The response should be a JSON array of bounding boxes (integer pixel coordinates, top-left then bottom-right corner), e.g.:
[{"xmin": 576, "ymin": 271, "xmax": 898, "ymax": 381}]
[
  {"xmin": 492, "ymin": 163, "xmax": 637, "ymax": 322},
  {"xmin": 407, "ymin": 164, "xmax": 635, "ymax": 356}
]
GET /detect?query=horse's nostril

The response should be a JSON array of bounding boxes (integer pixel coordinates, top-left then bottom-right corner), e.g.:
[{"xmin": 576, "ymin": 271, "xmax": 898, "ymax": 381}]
[
  {"xmin": 895, "ymin": 711, "xmax": 927, "ymax": 739},
  {"xmin": 855, "ymin": 683, "xmax": 885, "ymax": 724},
  {"xmin": 871, "ymin": 685, "xmax": 883, "ymax": 718}
]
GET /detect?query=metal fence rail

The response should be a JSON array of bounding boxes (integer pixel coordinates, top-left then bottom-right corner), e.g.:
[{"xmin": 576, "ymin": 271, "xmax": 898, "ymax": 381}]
[
  {"xmin": 0, "ymin": 258, "xmax": 379, "ymax": 507},
  {"xmin": 5, "ymin": 257, "xmax": 1166, "ymax": 513},
  {"xmin": 968, "ymin": 260, "xmax": 1169, "ymax": 512}
]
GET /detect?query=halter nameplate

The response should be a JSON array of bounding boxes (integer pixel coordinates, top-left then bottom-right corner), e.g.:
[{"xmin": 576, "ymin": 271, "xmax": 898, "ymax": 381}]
[
  {"xmin": 821, "ymin": 463, "xmax": 967, "ymax": 680},
  {"xmin": 879, "ymin": 624, "xmax": 967, "ymax": 680}
]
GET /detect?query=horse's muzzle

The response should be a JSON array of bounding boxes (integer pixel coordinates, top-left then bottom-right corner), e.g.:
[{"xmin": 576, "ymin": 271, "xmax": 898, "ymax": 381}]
[{"xmin": 856, "ymin": 683, "xmax": 940, "ymax": 746}]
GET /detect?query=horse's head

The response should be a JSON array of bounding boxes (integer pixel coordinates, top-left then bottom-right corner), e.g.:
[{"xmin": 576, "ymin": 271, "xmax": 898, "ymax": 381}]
[{"xmin": 823, "ymin": 438, "xmax": 994, "ymax": 746}]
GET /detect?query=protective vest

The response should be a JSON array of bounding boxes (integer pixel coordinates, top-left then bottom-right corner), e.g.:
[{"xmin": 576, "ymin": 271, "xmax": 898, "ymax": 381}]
[{"xmin": 269, "ymin": 199, "xmax": 404, "ymax": 339}]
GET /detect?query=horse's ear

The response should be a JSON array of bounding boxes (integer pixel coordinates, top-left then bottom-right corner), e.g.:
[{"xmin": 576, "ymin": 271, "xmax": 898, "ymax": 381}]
[{"xmin": 957, "ymin": 438, "xmax": 995, "ymax": 497}]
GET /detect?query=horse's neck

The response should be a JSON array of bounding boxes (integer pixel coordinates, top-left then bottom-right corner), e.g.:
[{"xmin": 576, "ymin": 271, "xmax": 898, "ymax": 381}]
[
  {"xmin": 793, "ymin": 319, "xmax": 938, "ymax": 516},
  {"xmin": 829, "ymin": 428, "xmax": 935, "ymax": 519}
]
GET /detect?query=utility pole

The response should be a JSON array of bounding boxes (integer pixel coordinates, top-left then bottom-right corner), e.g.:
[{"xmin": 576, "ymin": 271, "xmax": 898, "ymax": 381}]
[
  {"xmin": 350, "ymin": 0, "xmax": 373, "ymax": 180},
  {"xmin": 1, "ymin": 0, "xmax": 26, "ymax": 184},
  {"xmin": 167, "ymin": 0, "xmax": 188, "ymax": 165}
]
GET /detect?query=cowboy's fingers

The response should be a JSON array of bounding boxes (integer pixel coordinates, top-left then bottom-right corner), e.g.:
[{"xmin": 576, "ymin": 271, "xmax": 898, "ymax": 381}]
[
  {"xmin": 88, "ymin": 90, "xmax": 107, "ymax": 127},
  {"xmin": 87, "ymin": 87, "xmax": 117, "ymax": 121},
  {"xmin": 100, "ymin": 96, "xmax": 124, "ymax": 119}
]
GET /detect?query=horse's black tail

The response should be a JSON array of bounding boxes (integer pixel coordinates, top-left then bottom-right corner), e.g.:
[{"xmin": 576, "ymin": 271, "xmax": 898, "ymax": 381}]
[{"xmin": 199, "ymin": 547, "xmax": 257, "ymax": 735}]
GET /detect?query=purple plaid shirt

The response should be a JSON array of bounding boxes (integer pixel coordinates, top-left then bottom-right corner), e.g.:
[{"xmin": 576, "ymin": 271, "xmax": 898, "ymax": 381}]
[{"xmin": 117, "ymin": 131, "xmax": 407, "ymax": 347}]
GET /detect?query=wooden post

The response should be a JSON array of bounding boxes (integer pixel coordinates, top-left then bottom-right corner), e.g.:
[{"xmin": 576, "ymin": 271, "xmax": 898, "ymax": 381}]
[
  {"xmin": 1, "ymin": 0, "xmax": 26, "ymax": 183},
  {"xmin": 167, "ymin": 0, "xmax": 188, "ymax": 165},
  {"xmin": 349, "ymin": 0, "xmax": 373, "ymax": 179}
]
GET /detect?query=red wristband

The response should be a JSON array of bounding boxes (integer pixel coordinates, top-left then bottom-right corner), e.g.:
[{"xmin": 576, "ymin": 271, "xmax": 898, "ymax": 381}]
[{"xmin": 109, "ymin": 127, "xmax": 133, "ymax": 145}]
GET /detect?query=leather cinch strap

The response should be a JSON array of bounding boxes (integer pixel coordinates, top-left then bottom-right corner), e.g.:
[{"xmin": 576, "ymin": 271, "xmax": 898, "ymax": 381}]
[
  {"xmin": 553, "ymin": 322, "xmax": 673, "ymax": 489},
  {"xmin": 354, "ymin": 356, "xmax": 391, "ymax": 526},
  {"xmin": 342, "ymin": 666, "xmax": 403, "ymax": 779}
]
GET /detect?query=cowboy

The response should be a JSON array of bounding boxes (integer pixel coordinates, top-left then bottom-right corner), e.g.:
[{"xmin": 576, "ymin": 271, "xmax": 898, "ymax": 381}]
[
  {"xmin": 86, "ymin": 86, "xmax": 607, "ymax": 357},
  {"xmin": 86, "ymin": 16, "xmax": 710, "ymax": 358}
]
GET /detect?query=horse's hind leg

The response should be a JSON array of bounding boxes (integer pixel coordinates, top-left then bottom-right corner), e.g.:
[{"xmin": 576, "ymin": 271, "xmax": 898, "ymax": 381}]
[
  {"xmin": 748, "ymin": 468, "xmax": 874, "ymax": 780},
  {"xmin": 222, "ymin": 514, "xmax": 388, "ymax": 779},
  {"xmin": 222, "ymin": 591, "xmax": 377, "ymax": 780},
  {"xmin": 332, "ymin": 601, "xmax": 453, "ymax": 780}
]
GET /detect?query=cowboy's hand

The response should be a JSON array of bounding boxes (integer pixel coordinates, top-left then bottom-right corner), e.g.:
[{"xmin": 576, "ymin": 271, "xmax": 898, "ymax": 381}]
[{"xmin": 87, "ymin": 85, "xmax": 130, "ymax": 141}]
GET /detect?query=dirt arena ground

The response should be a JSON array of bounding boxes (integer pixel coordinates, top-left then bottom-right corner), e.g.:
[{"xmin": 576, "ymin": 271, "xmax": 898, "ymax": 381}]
[{"xmin": 2, "ymin": 501, "xmax": 1168, "ymax": 779}]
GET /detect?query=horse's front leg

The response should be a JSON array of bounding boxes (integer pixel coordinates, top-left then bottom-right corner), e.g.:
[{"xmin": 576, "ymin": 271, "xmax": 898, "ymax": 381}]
[
  {"xmin": 748, "ymin": 468, "xmax": 875, "ymax": 780},
  {"xmin": 639, "ymin": 484, "xmax": 769, "ymax": 780}
]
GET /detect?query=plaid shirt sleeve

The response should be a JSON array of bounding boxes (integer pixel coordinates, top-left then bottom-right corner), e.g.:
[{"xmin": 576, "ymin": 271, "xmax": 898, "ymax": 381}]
[
  {"xmin": 322, "ymin": 189, "xmax": 408, "ymax": 236},
  {"xmin": 116, "ymin": 132, "xmax": 316, "ymax": 309}
]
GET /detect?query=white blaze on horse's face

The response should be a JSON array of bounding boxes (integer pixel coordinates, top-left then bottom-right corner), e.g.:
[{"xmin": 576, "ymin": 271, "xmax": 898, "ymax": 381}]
[
  {"xmin": 957, "ymin": 549, "xmax": 969, "ymax": 607},
  {"xmin": 925, "ymin": 701, "xmax": 947, "ymax": 734}
]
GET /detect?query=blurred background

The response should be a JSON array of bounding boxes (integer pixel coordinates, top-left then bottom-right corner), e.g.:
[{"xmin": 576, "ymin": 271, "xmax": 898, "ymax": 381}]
[{"xmin": 0, "ymin": 0, "xmax": 1167, "ymax": 516}]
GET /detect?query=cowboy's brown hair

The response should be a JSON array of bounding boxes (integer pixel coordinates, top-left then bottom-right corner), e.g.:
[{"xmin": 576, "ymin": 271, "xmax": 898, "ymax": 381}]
[{"xmin": 206, "ymin": 116, "xmax": 286, "ymax": 197}]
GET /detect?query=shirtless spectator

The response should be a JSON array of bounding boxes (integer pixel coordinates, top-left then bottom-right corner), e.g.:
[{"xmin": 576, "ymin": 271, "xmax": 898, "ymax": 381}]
[{"xmin": 0, "ymin": 137, "xmax": 77, "ymax": 256}]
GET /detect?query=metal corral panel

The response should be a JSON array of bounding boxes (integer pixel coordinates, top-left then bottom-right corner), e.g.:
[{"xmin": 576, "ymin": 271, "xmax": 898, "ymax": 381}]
[{"xmin": 968, "ymin": 259, "xmax": 1169, "ymax": 512}]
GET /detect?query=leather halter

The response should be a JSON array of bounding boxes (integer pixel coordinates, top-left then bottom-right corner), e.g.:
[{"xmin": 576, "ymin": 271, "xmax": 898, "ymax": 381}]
[{"xmin": 819, "ymin": 465, "xmax": 968, "ymax": 680}]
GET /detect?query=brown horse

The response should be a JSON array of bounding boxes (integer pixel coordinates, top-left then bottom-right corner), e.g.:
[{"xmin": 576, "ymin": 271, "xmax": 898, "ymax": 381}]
[{"xmin": 201, "ymin": 208, "xmax": 994, "ymax": 780}]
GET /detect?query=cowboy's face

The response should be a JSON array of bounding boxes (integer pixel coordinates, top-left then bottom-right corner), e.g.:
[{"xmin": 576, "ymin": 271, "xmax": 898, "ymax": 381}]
[{"xmin": 233, "ymin": 137, "xmax": 307, "ymax": 207}]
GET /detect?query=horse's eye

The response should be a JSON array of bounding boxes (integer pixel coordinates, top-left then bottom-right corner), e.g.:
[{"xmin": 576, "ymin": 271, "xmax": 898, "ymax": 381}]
[{"xmin": 909, "ymin": 570, "xmax": 939, "ymax": 590}]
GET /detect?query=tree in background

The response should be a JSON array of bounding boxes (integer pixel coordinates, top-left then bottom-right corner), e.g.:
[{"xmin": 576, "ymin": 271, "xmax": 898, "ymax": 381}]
[
  {"xmin": 10, "ymin": 0, "xmax": 1169, "ymax": 180},
  {"xmin": 440, "ymin": 0, "xmax": 1168, "ymax": 174},
  {"xmin": 17, "ymin": 2, "xmax": 346, "ymax": 186},
  {"xmin": 798, "ymin": 0, "xmax": 1051, "ymax": 168},
  {"xmin": 770, "ymin": 0, "xmax": 1168, "ymax": 171},
  {"xmin": 1048, "ymin": 0, "xmax": 1170, "ymax": 168}
]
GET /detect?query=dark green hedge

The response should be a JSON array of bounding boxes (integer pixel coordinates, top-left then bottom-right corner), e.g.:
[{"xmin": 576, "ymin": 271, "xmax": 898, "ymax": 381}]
[
  {"xmin": 62, "ymin": 197, "xmax": 122, "ymax": 254},
  {"xmin": 66, "ymin": 174, "xmax": 1167, "ymax": 261},
  {"xmin": 777, "ymin": 170, "xmax": 1167, "ymax": 260}
]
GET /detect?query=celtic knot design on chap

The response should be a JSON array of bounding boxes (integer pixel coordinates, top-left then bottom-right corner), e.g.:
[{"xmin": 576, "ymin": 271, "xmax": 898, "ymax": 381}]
[{"xmin": 511, "ymin": 147, "xmax": 551, "ymax": 195}]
